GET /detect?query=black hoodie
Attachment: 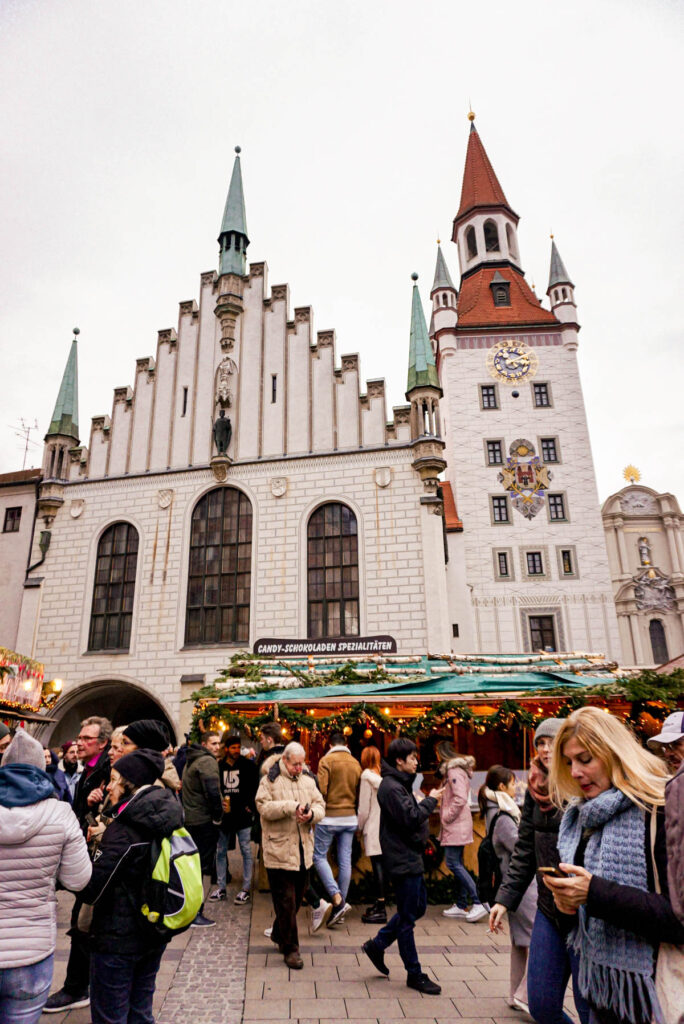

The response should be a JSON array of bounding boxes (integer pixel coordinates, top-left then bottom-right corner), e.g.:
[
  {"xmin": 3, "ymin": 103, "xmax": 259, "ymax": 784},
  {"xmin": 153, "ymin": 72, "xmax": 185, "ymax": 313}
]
[
  {"xmin": 377, "ymin": 761, "xmax": 436, "ymax": 876},
  {"xmin": 80, "ymin": 785, "xmax": 184, "ymax": 954}
]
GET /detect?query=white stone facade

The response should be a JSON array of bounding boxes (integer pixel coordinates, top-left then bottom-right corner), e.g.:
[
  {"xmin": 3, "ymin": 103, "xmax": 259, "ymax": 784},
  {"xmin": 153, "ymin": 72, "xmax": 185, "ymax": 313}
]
[
  {"xmin": 602, "ymin": 485, "xmax": 684, "ymax": 665},
  {"xmin": 0, "ymin": 471, "xmax": 39, "ymax": 650}
]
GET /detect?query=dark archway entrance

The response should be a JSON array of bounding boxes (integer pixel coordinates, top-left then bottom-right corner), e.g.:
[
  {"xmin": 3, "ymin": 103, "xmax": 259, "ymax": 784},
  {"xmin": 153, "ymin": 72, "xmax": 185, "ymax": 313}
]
[{"xmin": 41, "ymin": 679, "xmax": 176, "ymax": 747}]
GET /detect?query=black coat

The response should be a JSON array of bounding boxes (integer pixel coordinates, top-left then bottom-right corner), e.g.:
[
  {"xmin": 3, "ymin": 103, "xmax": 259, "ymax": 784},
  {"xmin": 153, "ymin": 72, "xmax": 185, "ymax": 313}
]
[
  {"xmin": 495, "ymin": 788, "xmax": 562, "ymax": 921},
  {"xmin": 583, "ymin": 806, "xmax": 684, "ymax": 947},
  {"xmin": 79, "ymin": 785, "xmax": 184, "ymax": 955},
  {"xmin": 72, "ymin": 748, "xmax": 111, "ymax": 831},
  {"xmin": 377, "ymin": 763, "xmax": 436, "ymax": 877},
  {"xmin": 218, "ymin": 754, "xmax": 259, "ymax": 834}
]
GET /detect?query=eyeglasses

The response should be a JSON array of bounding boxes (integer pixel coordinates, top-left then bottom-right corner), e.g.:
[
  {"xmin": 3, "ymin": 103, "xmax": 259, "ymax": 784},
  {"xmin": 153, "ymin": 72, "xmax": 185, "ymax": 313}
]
[{"xmin": 77, "ymin": 734, "xmax": 100, "ymax": 743}]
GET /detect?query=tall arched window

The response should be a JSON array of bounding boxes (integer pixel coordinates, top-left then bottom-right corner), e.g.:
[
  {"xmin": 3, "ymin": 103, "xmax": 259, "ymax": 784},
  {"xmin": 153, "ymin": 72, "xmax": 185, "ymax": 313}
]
[
  {"xmin": 88, "ymin": 522, "xmax": 139, "ymax": 651},
  {"xmin": 185, "ymin": 487, "xmax": 253, "ymax": 645},
  {"xmin": 484, "ymin": 220, "xmax": 500, "ymax": 252},
  {"xmin": 307, "ymin": 503, "xmax": 359, "ymax": 638},
  {"xmin": 465, "ymin": 226, "xmax": 477, "ymax": 259},
  {"xmin": 649, "ymin": 619, "xmax": 669, "ymax": 664},
  {"xmin": 506, "ymin": 223, "xmax": 518, "ymax": 259}
]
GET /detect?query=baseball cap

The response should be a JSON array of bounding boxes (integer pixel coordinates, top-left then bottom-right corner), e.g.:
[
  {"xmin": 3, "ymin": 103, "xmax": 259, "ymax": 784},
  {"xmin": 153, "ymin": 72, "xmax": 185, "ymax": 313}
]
[{"xmin": 647, "ymin": 711, "xmax": 684, "ymax": 749}]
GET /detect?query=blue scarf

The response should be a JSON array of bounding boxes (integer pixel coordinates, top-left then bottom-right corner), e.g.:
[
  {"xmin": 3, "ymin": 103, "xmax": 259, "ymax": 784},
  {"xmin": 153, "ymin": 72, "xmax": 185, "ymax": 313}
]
[{"xmin": 558, "ymin": 787, "xmax": 661, "ymax": 1024}]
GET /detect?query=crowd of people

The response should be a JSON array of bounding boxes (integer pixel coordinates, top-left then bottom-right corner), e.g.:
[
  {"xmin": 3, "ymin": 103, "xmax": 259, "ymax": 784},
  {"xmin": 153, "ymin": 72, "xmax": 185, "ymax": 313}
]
[{"xmin": 0, "ymin": 705, "xmax": 682, "ymax": 1024}]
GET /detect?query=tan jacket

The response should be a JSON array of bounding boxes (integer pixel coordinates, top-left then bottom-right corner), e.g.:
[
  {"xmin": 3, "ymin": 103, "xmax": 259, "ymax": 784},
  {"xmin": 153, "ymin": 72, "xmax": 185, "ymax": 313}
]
[
  {"xmin": 255, "ymin": 757, "xmax": 325, "ymax": 871},
  {"xmin": 317, "ymin": 747, "xmax": 361, "ymax": 816},
  {"xmin": 357, "ymin": 768, "xmax": 382, "ymax": 856}
]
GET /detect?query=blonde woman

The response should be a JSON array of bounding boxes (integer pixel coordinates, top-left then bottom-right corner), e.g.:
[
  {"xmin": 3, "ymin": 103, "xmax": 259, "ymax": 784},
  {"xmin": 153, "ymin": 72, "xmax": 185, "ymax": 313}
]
[{"xmin": 544, "ymin": 707, "xmax": 684, "ymax": 1024}]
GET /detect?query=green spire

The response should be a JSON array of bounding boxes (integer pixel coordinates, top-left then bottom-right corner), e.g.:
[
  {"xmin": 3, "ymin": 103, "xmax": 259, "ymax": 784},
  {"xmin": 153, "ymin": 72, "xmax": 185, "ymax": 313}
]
[
  {"xmin": 406, "ymin": 274, "xmax": 440, "ymax": 394},
  {"xmin": 47, "ymin": 329, "xmax": 79, "ymax": 440},
  {"xmin": 431, "ymin": 245, "xmax": 455, "ymax": 292},
  {"xmin": 547, "ymin": 238, "xmax": 574, "ymax": 289},
  {"xmin": 218, "ymin": 146, "xmax": 249, "ymax": 276}
]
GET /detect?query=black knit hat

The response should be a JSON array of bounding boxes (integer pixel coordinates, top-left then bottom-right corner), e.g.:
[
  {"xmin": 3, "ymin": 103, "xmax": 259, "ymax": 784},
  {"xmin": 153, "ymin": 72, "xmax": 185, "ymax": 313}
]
[
  {"xmin": 122, "ymin": 719, "xmax": 170, "ymax": 752},
  {"xmin": 115, "ymin": 749, "xmax": 164, "ymax": 788}
]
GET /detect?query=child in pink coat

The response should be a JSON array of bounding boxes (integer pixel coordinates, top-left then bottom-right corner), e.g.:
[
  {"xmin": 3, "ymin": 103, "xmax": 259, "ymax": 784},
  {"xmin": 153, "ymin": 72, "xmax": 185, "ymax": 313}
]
[{"xmin": 439, "ymin": 756, "xmax": 488, "ymax": 921}]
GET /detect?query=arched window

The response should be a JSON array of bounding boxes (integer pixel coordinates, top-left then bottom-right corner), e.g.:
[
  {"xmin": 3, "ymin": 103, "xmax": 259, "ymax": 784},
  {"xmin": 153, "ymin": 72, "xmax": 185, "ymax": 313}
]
[
  {"xmin": 562, "ymin": 287, "xmax": 568, "ymax": 299},
  {"xmin": 649, "ymin": 619, "xmax": 669, "ymax": 664},
  {"xmin": 185, "ymin": 487, "xmax": 253, "ymax": 645},
  {"xmin": 307, "ymin": 503, "xmax": 359, "ymax": 638},
  {"xmin": 506, "ymin": 223, "xmax": 518, "ymax": 259},
  {"xmin": 484, "ymin": 220, "xmax": 500, "ymax": 252},
  {"xmin": 88, "ymin": 522, "xmax": 139, "ymax": 651},
  {"xmin": 465, "ymin": 226, "xmax": 477, "ymax": 259}
]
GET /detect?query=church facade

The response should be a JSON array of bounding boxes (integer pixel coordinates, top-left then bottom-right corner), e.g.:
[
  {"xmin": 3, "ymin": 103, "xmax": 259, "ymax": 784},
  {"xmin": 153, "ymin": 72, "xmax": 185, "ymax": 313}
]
[{"xmin": 12, "ymin": 120, "xmax": 626, "ymax": 739}]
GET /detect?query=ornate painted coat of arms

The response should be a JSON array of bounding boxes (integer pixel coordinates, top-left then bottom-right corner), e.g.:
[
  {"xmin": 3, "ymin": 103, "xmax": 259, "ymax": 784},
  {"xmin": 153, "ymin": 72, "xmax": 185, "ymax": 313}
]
[{"xmin": 498, "ymin": 439, "xmax": 552, "ymax": 520}]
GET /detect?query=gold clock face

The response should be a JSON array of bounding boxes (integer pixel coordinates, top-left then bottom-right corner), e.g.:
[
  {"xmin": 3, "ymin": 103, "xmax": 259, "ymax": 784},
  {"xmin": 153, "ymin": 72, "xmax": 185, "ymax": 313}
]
[{"xmin": 486, "ymin": 339, "xmax": 538, "ymax": 384}]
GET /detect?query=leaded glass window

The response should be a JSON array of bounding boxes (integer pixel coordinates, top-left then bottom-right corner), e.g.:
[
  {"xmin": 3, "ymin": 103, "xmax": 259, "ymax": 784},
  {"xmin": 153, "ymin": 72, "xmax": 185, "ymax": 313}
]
[
  {"xmin": 307, "ymin": 503, "xmax": 359, "ymax": 638},
  {"xmin": 88, "ymin": 522, "xmax": 139, "ymax": 651}
]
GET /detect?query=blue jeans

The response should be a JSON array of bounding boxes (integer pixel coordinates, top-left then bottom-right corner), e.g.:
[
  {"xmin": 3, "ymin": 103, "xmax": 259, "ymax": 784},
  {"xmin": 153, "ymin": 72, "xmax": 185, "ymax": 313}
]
[
  {"xmin": 313, "ymin": 822, "xmax": 356, "ymax": 901},
  {"xmin": 90, "ymin": 948, "xmax": 164, "ymax": 1024},
  {"xmin": 527, "ymin": 910, "xmax": 590, "ymax": 1024},
  {"xmin": 373, "ymin": 873, "xmax": 427, "ymax": 976},
  {"xmin": 216, "ymin": 827, "xmax": 253, "ymax": 890},
  {"xmin": 444, "ymin": 845, "xmax": 479, "ymax": 908},
  {"xmin": 0, "ymin": 955, "xmax": 53, "ymax": 1024}
]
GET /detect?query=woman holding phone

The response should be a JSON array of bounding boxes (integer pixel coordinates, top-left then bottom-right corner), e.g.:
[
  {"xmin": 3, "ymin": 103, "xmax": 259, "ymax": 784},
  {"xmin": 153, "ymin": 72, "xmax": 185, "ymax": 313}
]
[
  {"xmin": 489, "ymin": 718, "xmax": 590, "ymax": 1024},
  {"xmin": 543, "ymin": 707, "xmax": 684, "ymax": 1024}
]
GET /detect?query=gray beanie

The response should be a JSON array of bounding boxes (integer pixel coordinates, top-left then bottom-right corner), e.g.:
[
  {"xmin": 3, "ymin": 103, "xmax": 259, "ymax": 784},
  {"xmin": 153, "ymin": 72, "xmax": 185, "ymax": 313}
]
[
  {"xmin": 534, "ymin": 718, "xmax": 564, "ymax": 747},
  {"xmin": 2, "ymin": 729, "xmax": 46, "ymax": 769}
]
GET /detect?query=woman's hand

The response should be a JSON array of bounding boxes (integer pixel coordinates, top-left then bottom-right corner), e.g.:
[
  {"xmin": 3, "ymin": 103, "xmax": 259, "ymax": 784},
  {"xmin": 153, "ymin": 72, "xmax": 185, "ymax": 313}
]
[
  {"xmin": 489, "ymin": 903, "xmax": 507, "ymax": 933},
  {"xmin": 542, "ymin": 864, "xmax": 592, "ymax": 913},
  {"xmin": 87, "ymin": 787, "xmax": 104, "ymax": 807}
]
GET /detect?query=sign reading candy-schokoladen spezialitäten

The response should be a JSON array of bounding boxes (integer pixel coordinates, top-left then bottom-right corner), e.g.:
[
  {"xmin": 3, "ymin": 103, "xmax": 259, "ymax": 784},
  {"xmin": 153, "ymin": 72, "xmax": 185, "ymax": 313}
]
[{"xmin": 253, "ymin": 636, "xmax": 397, "ymax": 656}]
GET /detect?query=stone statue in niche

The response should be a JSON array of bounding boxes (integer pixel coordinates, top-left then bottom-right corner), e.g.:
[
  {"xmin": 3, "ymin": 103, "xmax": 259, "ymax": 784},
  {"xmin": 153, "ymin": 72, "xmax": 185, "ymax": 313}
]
[
  {"xmin": 213, "ymin": 410, "xmax": 232, "ymax": 455},
  {"xmin": 215, "ymin": 357, "xmax": 237, "ymax": 407},
  {"xmin": 638, "ymin": 537, "xmax": 651, "ymax": 566}
]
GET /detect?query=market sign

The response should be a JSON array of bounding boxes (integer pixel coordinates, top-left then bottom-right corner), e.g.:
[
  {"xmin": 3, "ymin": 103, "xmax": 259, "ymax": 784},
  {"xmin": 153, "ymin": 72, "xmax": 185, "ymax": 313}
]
[{"xmin": 253, "ymin": 636, "xmax": 397, "ymax": 656}]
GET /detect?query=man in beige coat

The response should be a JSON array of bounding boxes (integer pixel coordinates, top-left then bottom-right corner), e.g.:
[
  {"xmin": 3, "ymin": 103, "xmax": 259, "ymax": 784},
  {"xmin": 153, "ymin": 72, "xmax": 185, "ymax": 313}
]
[{"xmin": 255, "ymin": 742, "xmax": 325, "ymax": 968}]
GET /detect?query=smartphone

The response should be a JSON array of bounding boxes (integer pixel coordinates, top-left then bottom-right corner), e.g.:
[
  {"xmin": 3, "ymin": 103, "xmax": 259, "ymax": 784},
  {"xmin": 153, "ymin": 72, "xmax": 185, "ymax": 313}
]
[
  {"xmin": 538, "ymin": 866, "xmax": 569, "ymax": 878},
  {"xmin": 302, "ymin": 803, "xmax": 310, "ymax": 814}
]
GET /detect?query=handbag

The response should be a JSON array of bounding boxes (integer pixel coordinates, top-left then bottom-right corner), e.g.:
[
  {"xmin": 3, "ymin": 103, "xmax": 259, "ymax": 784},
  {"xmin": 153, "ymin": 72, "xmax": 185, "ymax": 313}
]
[{"xmin": 649, "ymin": 808, "xmax": 684, "ymax": 1024}]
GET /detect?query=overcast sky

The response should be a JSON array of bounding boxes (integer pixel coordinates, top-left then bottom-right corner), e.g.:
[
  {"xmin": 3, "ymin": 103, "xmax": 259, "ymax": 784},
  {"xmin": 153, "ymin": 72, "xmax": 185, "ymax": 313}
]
[{"xmin": 1, "ymin": 0, "xmax": 682, "ymax": 502}]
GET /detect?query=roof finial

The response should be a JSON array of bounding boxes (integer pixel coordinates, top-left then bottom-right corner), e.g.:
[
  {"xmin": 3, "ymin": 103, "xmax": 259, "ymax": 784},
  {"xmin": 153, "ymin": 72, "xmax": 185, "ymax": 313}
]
[
  {"xmin": 73, "ymin": 327, "xmax": 80, "ymax": 339},
  {"xmin": 550, "ymin": 230, "xmax": 554, "ymax": 239},
  {"xmin": 235, "ymin": 145, "xmax": 241, "ymax": 154},
  {"xmin": 411, "ymin": 272, "xmax": 419, "ymax": 282},
  {"xmin": 623, "ymin": 465, "xmax": 641, "ymax": 485},
  {"xmin": 436, "ymin": 236, "xmax": 441, "ymax": 245},
  {"xmin": 467, "ymin": 105, "xmax": 475, "ymax": 123}
]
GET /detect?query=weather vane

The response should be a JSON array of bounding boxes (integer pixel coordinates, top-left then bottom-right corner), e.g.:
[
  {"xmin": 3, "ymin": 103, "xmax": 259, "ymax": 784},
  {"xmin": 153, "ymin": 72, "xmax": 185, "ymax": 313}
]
[{"xmin": 623, "ymin": 465, "xmax": 641, "ymax": 485}]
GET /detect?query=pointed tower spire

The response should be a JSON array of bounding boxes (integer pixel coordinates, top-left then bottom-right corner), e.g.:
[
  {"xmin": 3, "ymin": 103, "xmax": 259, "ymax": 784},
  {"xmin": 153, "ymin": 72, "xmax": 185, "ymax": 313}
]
[
  {"xmin": 455, "ymin": 115, "xmax": 515, "ymax": 223},
  {"xmin": 547, "ymin": 237, "xmax": 574, "ymax": 289},
  {"xmin": 407, "ymin": 274, "xmax": 440, "ymax": 394},
  {"xmin": 47, "ymin": 328, "xmax": 79, "ymax": 440},
  {"xmin": 218, "ymin": 146, "xmax": 249, "ymax": 277},
  {"xmin": 432, "ymin": 245, "xmax": 456, "ymax": 292}
]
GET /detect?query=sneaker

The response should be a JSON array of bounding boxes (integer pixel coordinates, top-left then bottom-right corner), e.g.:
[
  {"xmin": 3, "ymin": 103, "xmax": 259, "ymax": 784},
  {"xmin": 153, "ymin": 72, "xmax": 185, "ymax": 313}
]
[
  {"xmin": 310, "ymin": 899, "xmax": 333, "ymax": 933},
  {"xmin": 509, "ymin": 997, "xmax": 531, "ymax": 1014},
  {"xmin": 264, "ymin": 926, "xmax": 273, "ymax": 938},
  {"xmin": 442, "ymin": 904, "xmax": 468, "ymax": 918},
  {"xmin": 361, "ymin": 939, "xmax": 389, "ymax": 976},
  {"xmin": 190, "ymin": 912, "xmax": 216, "ymax": 928},
  {"xmin": 361, "ymin": 903, "xmax": 387, "ymax": 924},
  {"xmin": 327, "ymin": 900, "xmax": 351, "ymax": 928},
  {"xmin": 465, "ymin": 903, "xmax": 488, "ymax": 922},
  {"xmin": 208, "ymin": 887, "xmax": 226, "ymax": 901},
  {"xmin": 234, "ymin": 889, "xmax": 250, "ymax": 905},
  {"xmin": 406, "ymin": 972, "xmax": 442, "ymax": 995},
  {"xmin": 43, "ymin": 990, "xmax": 90, "ymax": 1013}
]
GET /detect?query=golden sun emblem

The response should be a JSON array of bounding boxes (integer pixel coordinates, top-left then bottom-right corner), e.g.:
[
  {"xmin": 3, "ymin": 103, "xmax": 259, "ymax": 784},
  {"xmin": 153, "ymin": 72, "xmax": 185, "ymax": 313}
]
[{"xmin": 623, "ymin": 465, "xmax": 641, "ymax": 485}]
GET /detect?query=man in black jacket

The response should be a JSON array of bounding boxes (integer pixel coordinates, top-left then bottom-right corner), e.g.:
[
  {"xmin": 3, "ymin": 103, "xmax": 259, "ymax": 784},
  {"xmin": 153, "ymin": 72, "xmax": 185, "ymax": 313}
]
[
  {"xmin": 44, "ymin": 715, "xmax": 112, "ymax": 1014},
  {"xmin": 182, "ymin": 731, "xmax": 223, "ymax": 928},
  {"xmin": 209, "ymin": 735, "xmax": 258, "ymax": 904},
  {"xmin": 361, "ymin": 737, "xmax": 444, "ymax": 996}
]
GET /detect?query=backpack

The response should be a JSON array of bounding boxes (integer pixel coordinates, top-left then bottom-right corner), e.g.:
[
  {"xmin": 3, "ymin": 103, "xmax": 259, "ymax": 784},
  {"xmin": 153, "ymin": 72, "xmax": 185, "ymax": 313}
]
[
  {"xmin": 476, "ymin": 810, "xmax": 515, "ymax": 906},
  {"xmin": 141, "ymin": 827, "xmax": 203, "ymax": 937}
]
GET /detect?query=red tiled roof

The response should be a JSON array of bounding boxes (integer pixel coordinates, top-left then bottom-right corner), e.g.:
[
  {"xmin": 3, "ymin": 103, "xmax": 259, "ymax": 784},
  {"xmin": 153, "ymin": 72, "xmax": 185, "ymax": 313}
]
[
  {"xmin": 457, "ymin": 266, "xmax": 558, "ymax": 328},
  {"xmin": 441, "ymin": 481, "xmax": 463, "ymax": 532},
  {"xmin": 455, "ymin": 126, "xmax": 513, "ymax": 222},
  {"xmin": 0, "ymin": 468, "xmax": 41, "ymax": 487}
]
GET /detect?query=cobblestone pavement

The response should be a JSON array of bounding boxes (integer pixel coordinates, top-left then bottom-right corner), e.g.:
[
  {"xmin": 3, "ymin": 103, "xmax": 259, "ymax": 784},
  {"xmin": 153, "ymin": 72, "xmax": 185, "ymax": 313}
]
[{"xmin": 245, "ymin": 890, "xmax": 580, "ymax": 1024}]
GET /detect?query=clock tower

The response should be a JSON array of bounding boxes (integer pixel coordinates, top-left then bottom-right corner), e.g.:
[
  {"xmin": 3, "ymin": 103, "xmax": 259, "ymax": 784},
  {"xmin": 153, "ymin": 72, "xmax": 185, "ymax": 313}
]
[{"xmin": 436, "ymin": 115, "xmax": 621, "ymax": 659}]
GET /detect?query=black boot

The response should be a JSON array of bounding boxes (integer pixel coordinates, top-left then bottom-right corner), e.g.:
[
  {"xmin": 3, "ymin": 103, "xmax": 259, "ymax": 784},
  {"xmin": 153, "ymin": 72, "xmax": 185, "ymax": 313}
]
[{"xmin": 362, "ymin": 901, "xmax": 387, "ymax": 924}]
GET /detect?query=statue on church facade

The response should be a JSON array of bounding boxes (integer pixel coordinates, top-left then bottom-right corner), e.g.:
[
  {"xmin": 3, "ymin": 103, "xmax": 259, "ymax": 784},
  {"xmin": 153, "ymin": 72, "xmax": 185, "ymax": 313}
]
[
  {"xmin": 213, "ymin": 409, "xmax": 232, "ymax": 454},
  {"xmin": 638, "ymin": 537, "xmax": 651, "ymax": 565}
]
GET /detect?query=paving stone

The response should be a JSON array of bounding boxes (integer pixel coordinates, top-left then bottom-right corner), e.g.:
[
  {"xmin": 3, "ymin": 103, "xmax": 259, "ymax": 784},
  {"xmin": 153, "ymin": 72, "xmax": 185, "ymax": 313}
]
[
  {"xmin": 290, "ymin": 998, "xmax": 347, "ymax": 1018},
  {"xmin": 243, "ymin": 999, "xmax": 292, "ymax": 1019},
  {"xmin": 344, "ymin": 996, "xmax": 404, "ymax": 1017}
]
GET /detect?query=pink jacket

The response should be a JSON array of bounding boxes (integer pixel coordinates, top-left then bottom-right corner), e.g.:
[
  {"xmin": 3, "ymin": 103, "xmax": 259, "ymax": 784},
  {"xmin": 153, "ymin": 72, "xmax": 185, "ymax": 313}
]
[{"xmin": 439, "ymin": 765, "xmax": 473, "ymax": 846}]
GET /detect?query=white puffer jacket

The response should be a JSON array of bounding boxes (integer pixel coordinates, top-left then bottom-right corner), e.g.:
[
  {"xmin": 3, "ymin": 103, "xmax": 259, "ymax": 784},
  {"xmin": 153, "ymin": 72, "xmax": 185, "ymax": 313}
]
[
  {"xmin": 0, "ymin": 798, "xmax": 92, "ymax": 968},
  {"xmin": 357, "ymin": 768, "xmax": 382, "ymax": 857}
]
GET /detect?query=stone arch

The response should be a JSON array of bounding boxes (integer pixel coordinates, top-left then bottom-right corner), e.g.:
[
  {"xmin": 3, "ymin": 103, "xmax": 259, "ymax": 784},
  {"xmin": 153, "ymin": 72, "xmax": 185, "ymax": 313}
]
[{"xmin": 37, "ymin": 677, "xmax": 176, "ymax": 747}]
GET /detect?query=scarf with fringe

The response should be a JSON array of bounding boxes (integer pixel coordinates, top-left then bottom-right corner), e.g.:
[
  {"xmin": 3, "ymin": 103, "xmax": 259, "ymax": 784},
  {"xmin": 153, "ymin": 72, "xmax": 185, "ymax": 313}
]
[
  {"xmin": 558, "ymin": 787, "xmax": 662, "ymax": 1024},
  {"xmin": 483, "ymin": 786, "xmax": 521, "ymax": 824},
  {"xmin": 527, "ymin": 756, "xmax": 553, "ymax": 812}
]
